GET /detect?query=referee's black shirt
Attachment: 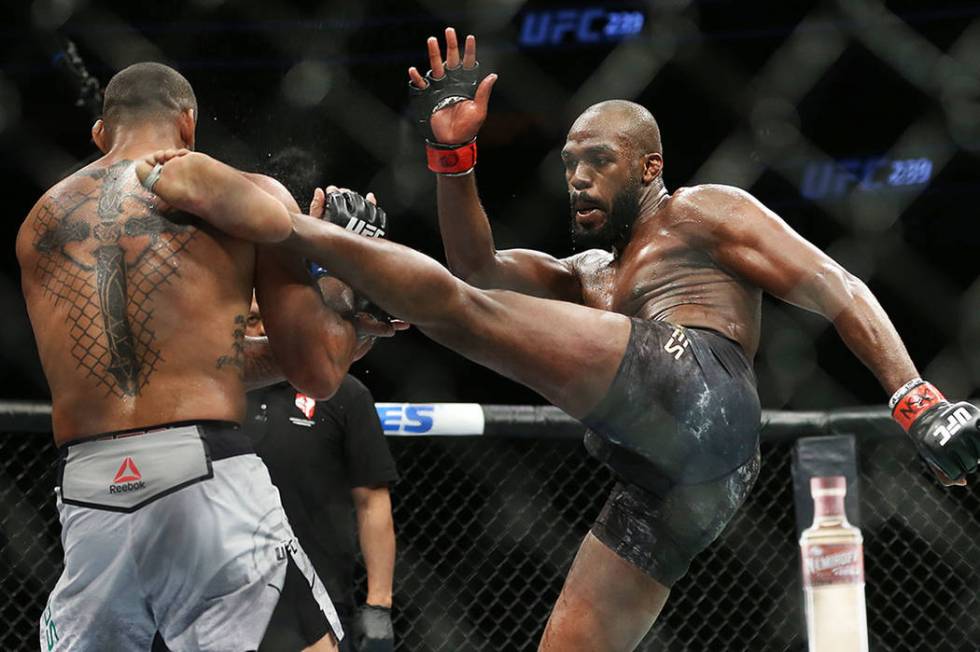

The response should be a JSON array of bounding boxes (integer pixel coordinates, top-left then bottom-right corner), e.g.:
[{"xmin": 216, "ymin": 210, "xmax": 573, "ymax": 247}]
[{"xmin": 245, "ymin": 376, "xmax": 398, "ymax": 609}]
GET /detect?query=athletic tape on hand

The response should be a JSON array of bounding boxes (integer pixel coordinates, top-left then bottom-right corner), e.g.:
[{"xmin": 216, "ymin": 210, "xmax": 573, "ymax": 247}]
[{"xmin": 141, "ymin": 163, "xmax": 164, "ymax": 193}]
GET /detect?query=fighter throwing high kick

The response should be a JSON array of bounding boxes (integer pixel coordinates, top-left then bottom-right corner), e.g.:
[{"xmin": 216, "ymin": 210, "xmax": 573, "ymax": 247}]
[{"xmin": 138, "ymin": 30, "xmax": 980, "ymax": 652}]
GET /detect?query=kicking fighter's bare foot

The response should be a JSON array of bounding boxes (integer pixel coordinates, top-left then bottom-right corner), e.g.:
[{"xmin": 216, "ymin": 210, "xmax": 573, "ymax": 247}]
[{"xmin": 136, "ymin": 149, "xmax": 293, "ymax": 243}]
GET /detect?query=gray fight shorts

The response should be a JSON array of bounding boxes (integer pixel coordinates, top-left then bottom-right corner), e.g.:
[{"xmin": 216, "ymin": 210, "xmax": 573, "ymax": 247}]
[{"xmin": 41, "ymin": 421, "xmax": 341, "ymax": 651}]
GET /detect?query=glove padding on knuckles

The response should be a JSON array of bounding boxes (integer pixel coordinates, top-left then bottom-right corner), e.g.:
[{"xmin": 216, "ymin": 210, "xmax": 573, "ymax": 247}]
[
  {"xmin": 326, "ymin": 190, "xmax": 392, "ymax": 322},
  {"xmin": 306, "ymin": 192, "xmax": 392, "ymax": 324},
  {"xmin": 353, "ymin": 604, "xmax": 394, "ymax": 652},
  {"xmin": 325, "ymin": 190, "xmax": 387, "ymax": 239},
  {"xmin": 907, "ymin": 400, "xmax": 980, "ymax": 483},
  {"xmin": 409, "ymin": 63, "xmax": 480, "ymax": 143}
]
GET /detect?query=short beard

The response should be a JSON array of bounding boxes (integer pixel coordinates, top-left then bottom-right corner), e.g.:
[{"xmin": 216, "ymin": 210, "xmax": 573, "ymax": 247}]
[{"xmin": 570, "ymin": 177, "xmax": 642, "ymax": 251}]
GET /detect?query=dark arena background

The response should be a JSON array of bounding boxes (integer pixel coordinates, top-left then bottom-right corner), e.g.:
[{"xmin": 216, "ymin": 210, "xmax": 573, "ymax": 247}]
[{"xmin": 1, "ymin": 1, "xmax": 979, "ymax": 651}]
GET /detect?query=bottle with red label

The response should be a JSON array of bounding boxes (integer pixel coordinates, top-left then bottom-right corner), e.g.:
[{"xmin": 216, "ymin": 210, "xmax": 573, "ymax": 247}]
[{"xmin": 799, "ymin": 476, "xmax": 868, "ymax": 652}]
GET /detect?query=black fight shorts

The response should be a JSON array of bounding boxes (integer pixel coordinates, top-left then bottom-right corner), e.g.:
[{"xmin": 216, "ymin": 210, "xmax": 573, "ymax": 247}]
[{"xmin": 582, "ymin": 319, "xmax": 762, "ymax": 586}]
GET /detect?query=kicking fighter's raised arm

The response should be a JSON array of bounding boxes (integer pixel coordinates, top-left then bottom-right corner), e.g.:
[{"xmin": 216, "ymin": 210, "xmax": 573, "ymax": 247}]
[
  {"xmin": 675, "ymin": 184, "xmax": 917, "ymax": 391},
  {"xmin": 409, "ymin": 28, "xmax": 581, "ymax": 301},
  {"xmin": 673, "ymin": 184, "xmax": 980, "ymax": 484}
]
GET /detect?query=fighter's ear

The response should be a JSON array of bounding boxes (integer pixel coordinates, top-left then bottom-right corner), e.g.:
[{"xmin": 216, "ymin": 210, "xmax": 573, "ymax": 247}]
[
  {"xmin": 178, "ymin": 108, "xmax": 196, "ymax": 151},
  {"xmin": 641, "ymin": 152, "xmax": 663, "ymax": 185},
  {"xmin": 91, "ymin": 119, "xmax": 109, "ymax": 154}
]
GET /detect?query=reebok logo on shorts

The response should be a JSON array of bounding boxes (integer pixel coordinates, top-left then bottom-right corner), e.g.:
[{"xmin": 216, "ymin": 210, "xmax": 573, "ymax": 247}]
[
  {"xmin": 113, "ymin": 457, "xmax": 142, "ymax": 483},
  {"xmin": 109, "ymin": 456, "xmax": 146, "ymax": 494}
]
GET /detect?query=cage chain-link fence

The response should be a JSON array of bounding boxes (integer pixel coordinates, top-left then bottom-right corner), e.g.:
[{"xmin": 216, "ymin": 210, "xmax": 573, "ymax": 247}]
[
  {"xmin": 3, "ymin": 3, "xmax": 979, "ymax": 407},
  {"xmin": 1, "ymin": 430, "xmax": 977, "ymax": 651}
]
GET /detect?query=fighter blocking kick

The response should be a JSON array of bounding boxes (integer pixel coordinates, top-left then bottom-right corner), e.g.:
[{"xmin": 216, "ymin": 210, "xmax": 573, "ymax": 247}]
[
  {"xmin": 136, "ymin": 28, "xmax": 980, "ymax": 651},
  {"xmin": 17, "ymin": 62, "xmax": 413, "ymax": 652}
]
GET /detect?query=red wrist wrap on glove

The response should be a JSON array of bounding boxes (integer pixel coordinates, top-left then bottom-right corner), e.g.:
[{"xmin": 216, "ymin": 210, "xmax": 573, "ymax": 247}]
[
  {"xmin": 426, "ymin": 140, "xmax": 477, "ymax": 175},
  {"xmin": 891, "ymin": 381, "xmax": 945, "ymax": 431}
]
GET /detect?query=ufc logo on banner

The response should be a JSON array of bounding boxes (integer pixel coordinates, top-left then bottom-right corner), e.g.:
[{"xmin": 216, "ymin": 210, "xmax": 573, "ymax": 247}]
[
  {"xmin": 934, "ymin": 407, "xmax": 973, "ymax": 446},
  {"xmin": 345, "ymin": 217, "xmax": 385, "ymax": 238},
  {"xmin": 664, "ymin": 328, "xmax": 690, "ymax": 360}
]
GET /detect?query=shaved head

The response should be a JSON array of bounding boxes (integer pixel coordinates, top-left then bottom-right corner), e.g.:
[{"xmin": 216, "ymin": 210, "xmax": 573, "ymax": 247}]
[
  {"xmin": 563, "ymin": 100, "xmax": 665, "ymax": 251},
  {"xmin": 572, "ymin": 100, "xmax": 662, "ymax": 157},
  {"xmin": 102, "ymin": 62, "xmax": 197, "ymax": 130}
]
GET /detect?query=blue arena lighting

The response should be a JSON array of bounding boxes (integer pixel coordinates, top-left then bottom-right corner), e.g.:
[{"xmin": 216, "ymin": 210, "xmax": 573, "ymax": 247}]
[
  {"xmin": 800, "ymin": 157, "xmax": 933, "ymax": 200},
  {"xmin": 518, "ymin": 8, "xmax": 645, "ymax": 47}
]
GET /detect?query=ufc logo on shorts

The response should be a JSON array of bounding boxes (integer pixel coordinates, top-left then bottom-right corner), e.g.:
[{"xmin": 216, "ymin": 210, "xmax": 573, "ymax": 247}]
[
  {"xmin": 345, "ymin": 217, "xmax": 385, "ymax": 238},
  {"xmin": 275, "ymin": 538, "xmax": 300, "ymax": 561},
  {"xmin": 664, "ymin": 328, "xmax": 690, "ymax": 360},
  {"xmin": 42, "ymin": 605, "xmax": 58, "ymax": 650},
  {"xmin": 933, "ymin": 407, "xmax": 973, "ymax": 446}
]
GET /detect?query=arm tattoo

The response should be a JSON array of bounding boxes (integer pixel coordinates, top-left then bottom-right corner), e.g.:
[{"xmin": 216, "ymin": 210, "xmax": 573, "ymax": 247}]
[
  {"xmin": 216, "ymin": 315, "xmax": 246, "ymax": 373},
  {"xmin": 32, "ymin": 160, "xmax": 196, "ymax": 397},
  {"xmin": 242, "ymin": 336, "xmax": 285, "ymax": 390}
]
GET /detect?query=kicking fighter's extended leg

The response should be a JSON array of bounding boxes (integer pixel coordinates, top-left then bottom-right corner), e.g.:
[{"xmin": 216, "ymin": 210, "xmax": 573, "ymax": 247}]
[
  {"xmin": 540, "ymin": 533, "xmax": 669, "ymax": 651},
  {"xmin": 285, "ymin": 212, "xmax": 630, "ymax": 418},
  {"xmin": 143, "ymin": 162, "xmax": 672, "ymax": 651},
  {"xmin": 137, "ymin": 151, "xmax": 628, "ymax": 415},
  {"xmin": 135, "ymin": 150, "xmax": 294, "ymax": 243}
]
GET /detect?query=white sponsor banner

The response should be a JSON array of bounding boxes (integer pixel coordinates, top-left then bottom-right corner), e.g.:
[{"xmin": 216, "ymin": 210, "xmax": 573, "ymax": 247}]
[{"xmin": 374, "ymin": 403, "xmax": 485, "ymax": 436}]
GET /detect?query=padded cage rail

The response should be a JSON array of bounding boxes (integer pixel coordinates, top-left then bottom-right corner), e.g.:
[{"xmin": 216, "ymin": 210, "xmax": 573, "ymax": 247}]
[
  {"xmin": 5, "ymin": 400, "xmax": 975, "ymax": 440},
  {"xmin": 0, "ymin": 401, "xmax": 977, "ymax": 651}
]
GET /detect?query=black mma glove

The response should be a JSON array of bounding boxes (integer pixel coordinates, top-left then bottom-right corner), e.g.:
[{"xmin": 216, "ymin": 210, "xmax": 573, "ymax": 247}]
[
  {"xmin": 353, "ymin": 604, "xmax": 394, "ymax": 652},
  {"xmin": 891, "ymin": 379, "xmax": 980, "ymax": 483},
  {"xmin": 409, "ymin": 64, "xmax": 480, "ymax": 175},
  {"xmin": 307, "ymin": 190, "xmax": 387, "ymax": 279},
  {"xmin": 325, "ymin": 190, "xmax": 387, "ymax": 239},
  {"xmin": 309, "ymin": 190, "xmax": 391, "ymax": 322},
  {"xmin": 409, "ymin": 63, "xmax": 480, "ymax": 143}
]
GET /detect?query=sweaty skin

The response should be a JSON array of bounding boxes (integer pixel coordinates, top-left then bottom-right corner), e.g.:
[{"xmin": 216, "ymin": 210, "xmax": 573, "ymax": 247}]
[
  {"xmin": 435, "ymin": 103, "xmax": 918, "ymax": 393},
  {"xmin": 17, "ymin": 151, "xmax": 366, "ymax": 446},
  {"xmin": 137, "ymin": 34, "xmax": 925, "ymax": 652},
  {"xmin": 136, "ymin": 144, "xmax": 925, "ymax": 651},
  {"xmin": 409, "ymin": 28, "xmax": 928, "ymax": 652},
  {"xmin": 17, "ymin": 159, "xmax": 255, "ymax": 444},
  {"xmin": 564, "ymin": 192, "xmax": 763, "ymax": 356}
]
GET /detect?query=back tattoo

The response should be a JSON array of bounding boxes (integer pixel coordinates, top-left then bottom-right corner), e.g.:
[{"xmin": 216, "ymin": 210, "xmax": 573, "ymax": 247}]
[{"xmin": 32, "ymin": 160, "xmax": 197, "ymax": 397}]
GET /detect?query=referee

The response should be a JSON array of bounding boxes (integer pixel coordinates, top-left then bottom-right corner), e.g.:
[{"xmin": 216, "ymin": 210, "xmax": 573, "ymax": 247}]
[{"xmin": 245, "ymin": 298, "xmax": 398, "ymax": 652}]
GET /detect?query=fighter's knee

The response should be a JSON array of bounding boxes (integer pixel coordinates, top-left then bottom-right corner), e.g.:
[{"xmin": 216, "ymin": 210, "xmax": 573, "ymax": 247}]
[{"xmin": 539, "ymin": 599, "xmax": 603, "ymax": 652}]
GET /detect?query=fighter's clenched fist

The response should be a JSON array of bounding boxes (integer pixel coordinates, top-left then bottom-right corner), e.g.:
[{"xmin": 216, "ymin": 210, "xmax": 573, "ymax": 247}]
[
  {"xmin": 890, "ymin": 379, "xmax": 980, "ymax": 485},
  {"xmin": 307, "ymin": 186, "xmax": 408, "ymax": 340},
  {"xmin": 322, "ymin": 187, "xmax": 387, "ymax": 239}
]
